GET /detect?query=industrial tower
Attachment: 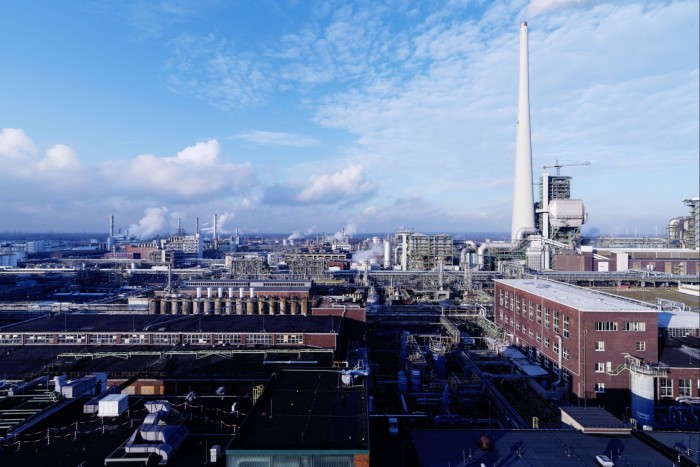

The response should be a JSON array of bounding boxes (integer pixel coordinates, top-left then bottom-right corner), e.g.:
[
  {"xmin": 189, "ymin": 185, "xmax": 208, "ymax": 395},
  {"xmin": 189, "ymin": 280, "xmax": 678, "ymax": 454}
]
[{"xmin": 511, "ymin": 21, "xmax": 536, "ymax": 242}]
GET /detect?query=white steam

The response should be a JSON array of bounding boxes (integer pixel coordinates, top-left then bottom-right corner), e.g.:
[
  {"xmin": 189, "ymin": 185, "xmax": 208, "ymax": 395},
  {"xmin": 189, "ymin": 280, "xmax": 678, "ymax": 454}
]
[
  {"xmin": 352, "ymin": 243, "xmax": 384, "ymax": 263},
  {"xmin": 129, "ymin": 207, "xmax": 169, "ymax": 239}
]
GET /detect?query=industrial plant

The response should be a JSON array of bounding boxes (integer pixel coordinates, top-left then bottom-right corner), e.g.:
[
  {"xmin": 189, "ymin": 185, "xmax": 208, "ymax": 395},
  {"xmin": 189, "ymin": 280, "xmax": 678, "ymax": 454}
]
[{"xmin": 0, "ymin": 22, "xmax": 698, "ymax": 467}]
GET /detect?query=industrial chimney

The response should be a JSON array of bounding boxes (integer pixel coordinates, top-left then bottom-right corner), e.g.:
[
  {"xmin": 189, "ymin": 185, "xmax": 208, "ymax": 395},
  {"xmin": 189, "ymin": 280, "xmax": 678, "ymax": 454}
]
[{"xmin": 511, "ymin": 21, "xmax": 536, "ymax": 242}]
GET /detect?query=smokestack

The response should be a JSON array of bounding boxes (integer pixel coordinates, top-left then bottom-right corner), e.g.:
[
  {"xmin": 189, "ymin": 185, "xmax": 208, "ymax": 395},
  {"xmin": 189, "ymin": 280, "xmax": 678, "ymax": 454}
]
[
  {"xmin": 511, "ymin": 21, "xmax": 536, "ymax": 242},
  {"xmin": 213, "ymin": 213, "xmax": 218, "ymax": 249},
  {"xmin": 109, "ymin": 214, "xmax": 114, "ymax": 238},
  {"xmin": 177, "ymin": 217, "xmax": 182, "ymax": 235},
  {"xmin": 196, "ymin": 217, "xmax": 200, "ymax": 235}
]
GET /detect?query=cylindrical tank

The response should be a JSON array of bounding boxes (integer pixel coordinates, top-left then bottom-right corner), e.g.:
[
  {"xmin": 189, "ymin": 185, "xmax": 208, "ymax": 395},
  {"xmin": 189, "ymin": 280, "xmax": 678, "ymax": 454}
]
[
  {"xmin": 196, "ymin": 287, "xmax": 202, "ymax": 299},
  {"xmin": 289, "ymin": 298, "xmax": 299, "ymax": 315},
  {"xmin": 182, "ymin": 299, "xmax": 192, "ymax": 315},
  {"xmin": 214, "ymin": 299, "xmax": 222, "ymax": 315},
  {"xmin": 149, "ymin": 299, "xmax": 158, "ymax": 315},
  {"xmin": 193, "ymin": 300, "xmax": 202, "ymax": 315},
  {"xmin": 250, "ymin": 287, "xmax": 255, "ymax": 299},
  {"xmin": 383, "ymin": 240, "xmax": 392, "ymax": 269},
  {"xmin": 235, "ymin": 299, "xmax": 243, "ymax": 315},
  {"xmin": 257, "ymin": 299, "xmax": 266, "ymax": 315},
  {"xmin": 279, "ymin": 298, "xmax": 287, "ymax": 315},
  {"xmin": 300, "ymin": 299, "xmax": 308, "ymax": 316},
  {"xmin": 225, "ymin": 299, "xmax": 233, "ymax": 315},
  {"xmin": 160, "ymin": 300, "xmax": 171, "ymax": 315},
  {"xmin": 203, "ymin": 300, "xmax": 212, "ymax": 315},
  {"xmin": 268, "ymin": 298, "xmax": 277, "ymax": 315},
  {"xmin": 398, "ymin": 370, "xmax": 408, "ymax": 394},
  {"xmin": 246, "ymin": 299, "xmax": 254, "ymax": 315},
  {"xmin": 239, "ymin": 287, "xmax": 245, "ymax": 299},
  {"xmin": 630, "ymin": 372, "xmax": 655, "ymax": 426},
  {"xmin": 433, "ymin": 352, "xmax": 446, "ymax": 378},
  {"xmin": 207, "ymin": 287, "xmax": 212, "ymax": 299},
  {"xmin": 409, "ymin": 366, "xmax": 422, "ymax": 392},
  {"xmin": 171, "ymin": 299, "xmax": 180, "ymax": 315},
  {"xmin": 228, "ymin": 287, "xmax": 234, "ymax": 298},
  {"xmin": 218, "ymin": 287, "xmax": 224, "ymax": 298}
]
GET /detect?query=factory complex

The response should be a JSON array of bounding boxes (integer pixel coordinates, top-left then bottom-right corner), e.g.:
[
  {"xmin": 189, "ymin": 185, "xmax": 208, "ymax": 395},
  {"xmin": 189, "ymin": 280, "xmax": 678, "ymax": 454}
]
[{"xmin": 0, "ymin": 22, "xmax": 698, "ymax": 467}]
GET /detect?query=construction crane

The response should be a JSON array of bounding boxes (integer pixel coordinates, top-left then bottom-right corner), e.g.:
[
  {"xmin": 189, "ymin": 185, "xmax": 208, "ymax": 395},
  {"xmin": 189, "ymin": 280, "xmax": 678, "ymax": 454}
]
[{"xmin": 542, "ymin": 159, "xmax": 591, "ymax": 175}]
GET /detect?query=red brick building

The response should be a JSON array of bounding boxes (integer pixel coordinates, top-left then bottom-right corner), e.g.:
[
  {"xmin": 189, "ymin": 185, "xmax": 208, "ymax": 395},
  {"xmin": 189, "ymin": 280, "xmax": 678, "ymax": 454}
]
[{"xmin": 494, "ymin": 279, "xmax": 659, "ymax": 407}]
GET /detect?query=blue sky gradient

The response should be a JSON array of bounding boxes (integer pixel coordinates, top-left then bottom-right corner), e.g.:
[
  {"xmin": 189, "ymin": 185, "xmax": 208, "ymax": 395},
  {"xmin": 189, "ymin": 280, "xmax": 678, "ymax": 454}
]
[{"xmin": 1, "ymin": 0, "xmax": 698, "ymax": 238}]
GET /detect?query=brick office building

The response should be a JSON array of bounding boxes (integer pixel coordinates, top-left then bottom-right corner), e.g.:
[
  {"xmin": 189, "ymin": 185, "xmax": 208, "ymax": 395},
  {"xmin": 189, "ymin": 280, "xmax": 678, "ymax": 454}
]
[{"xmin": 494, "ymin": 279, "xmax": 659, "ymax": 408}]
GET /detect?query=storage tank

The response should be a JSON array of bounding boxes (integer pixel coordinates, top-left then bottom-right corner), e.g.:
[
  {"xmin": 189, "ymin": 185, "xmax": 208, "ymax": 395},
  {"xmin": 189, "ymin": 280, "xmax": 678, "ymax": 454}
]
[
  {"xmin": 409, "ymin": 366, "xmax": 422, "ymax": 392},
  {"xmin": 630, "ymin": 372, "xmax": 655, "ymax": 425},
  {"xmin": 398, "ymin": 370, "xmax": 408, "ymax": 394}
]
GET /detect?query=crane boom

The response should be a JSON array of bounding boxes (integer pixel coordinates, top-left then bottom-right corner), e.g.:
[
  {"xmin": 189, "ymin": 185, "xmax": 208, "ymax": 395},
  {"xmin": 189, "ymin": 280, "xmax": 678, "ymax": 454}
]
[{"xmin": 542, "ymin": 159, "xmax": 591, "ymax": 175}]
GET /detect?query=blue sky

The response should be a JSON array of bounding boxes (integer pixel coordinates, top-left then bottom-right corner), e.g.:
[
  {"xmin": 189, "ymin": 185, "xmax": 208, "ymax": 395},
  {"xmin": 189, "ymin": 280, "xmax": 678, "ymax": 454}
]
[{"xmin": 1, "ymin": 0, "xmax": 698, "ymax": 239}]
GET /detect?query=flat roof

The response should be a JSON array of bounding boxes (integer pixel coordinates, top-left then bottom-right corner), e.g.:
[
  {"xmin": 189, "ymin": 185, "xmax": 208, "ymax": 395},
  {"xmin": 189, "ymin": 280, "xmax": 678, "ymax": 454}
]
[
  {"xmin": 659, "ymin": 310, "xmax": 700, "ymax": 329},
  {"xmin": 496, "ymin": 279, "xmax": 658, "ymax": 313},
  {"xmin": 410, "ymin": 429, "xmax": 671, "ymax": 467},
  {"xmin": 2, "ymin": 314, "xmax": 340, "ymax": 334},
  {"xmin": 228, "ymin": 368, "xmax": 368, "ymax": 452}
]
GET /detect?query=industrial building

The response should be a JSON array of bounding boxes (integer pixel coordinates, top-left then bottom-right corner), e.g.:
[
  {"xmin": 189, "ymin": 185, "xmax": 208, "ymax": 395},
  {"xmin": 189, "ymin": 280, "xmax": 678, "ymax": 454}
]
[{"xmin": 494, "ymin": 279, "xmax": 699, "ymax": 428}]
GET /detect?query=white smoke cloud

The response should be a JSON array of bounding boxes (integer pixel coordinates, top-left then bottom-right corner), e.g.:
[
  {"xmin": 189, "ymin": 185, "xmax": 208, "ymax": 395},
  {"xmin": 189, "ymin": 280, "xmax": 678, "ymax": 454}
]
[
  {"xmin": 333, "ymin": 222, "xmax": 357, "ymax": 241},
  {"xmin": 129, "ymin": 206, "xmax": 169, "ymax": 239},
  {"xmin": 288, "ymin": 231, "xmax": 305, "ymax": 241},
  {"xmin": 216, "ymin": 211, "xmax": 235, "ymax": 233},
  {"xmin": 352, "ymin": 242, "xmax": 384, "ymax": 263}
]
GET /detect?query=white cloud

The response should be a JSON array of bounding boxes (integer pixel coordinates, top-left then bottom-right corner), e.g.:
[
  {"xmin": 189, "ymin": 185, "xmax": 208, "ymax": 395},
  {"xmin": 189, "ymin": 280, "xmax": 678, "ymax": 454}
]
[
  {"xmin": 37, "ymin": 144, "xmax": 82, "ymax": 171},
  {"xmin": 0, "ymin": 128, "xmax": 37, "ymax": 159},
  {"xmin": 107, "ymin": 139, "xmax": 255, "ymax": 198},
  {"xmin": 228, "ymin": 130, "xmax": 319, "ymax": 147},
  {"xmin": 296, "ymin": 165, "xmax": 375, "ymax": 203}
]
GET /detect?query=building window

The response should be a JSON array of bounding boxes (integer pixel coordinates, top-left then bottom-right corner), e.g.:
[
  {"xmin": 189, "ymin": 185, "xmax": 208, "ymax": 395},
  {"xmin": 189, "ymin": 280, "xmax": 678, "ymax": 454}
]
[
  {"xmin": 659, "ymin": 378, "xmax": 673, "ymax": 398},
  {"xmin": 563, "ymin": 315, "xmax": 570, "ymax": 339},
  {"xmin": 635, "ymin": 341, "xmax": 645, "ymax": 351},
  {"xmin": 595, "ymin": 341, "xmax": 605, "ymax": 351},
  {"xmin": 528, "ymin": 301, "xmax": 533, "ymax": 320},
  {"xmin": 679, "ymin": 379, "xmax": 691, "ymax": 397},
  {"xmin": 536, "ymin": 304, "xmax": 542, "ymax": 324},
  {"xmin": 516, "ymin": 296, "xmax": 520, "ymax": 313},
  {"xmin": 544, "ymin": 337, "xmax": 550, "ymax": 349},
  {"xmin": 504, "ymin": 292, "xmax": 509, "ymax": 309},
  {"xmin": 246, "ymin": 334, "xmax": 273, "ymax": 345},
  {"xmin": 553, "ymin": 339, "xmax": 560, "ymax": 354},
  {"xmin": 499, "ymin": 289, "xmax": 504, "ymax": 305},
  {"xmin": 544, "ymin": 308, "xmax": 550, "ymax": 329},
  {"xmin": 529, "ymin": 329, "xmax": 534, "ymax": 338},
  {"xmin": 214, "ymin": 334, "xmax": 242, "ymax": 345},
  {"xmin": 276, "ymin": 334, "xmax": 303, "ymax": 344},
  {"xmin": 562, "ymin": 347, "xmax": 569, "ymax": 360},
  {"xmin": 521, "ymin": 324, "xmax": 527, "ymax": 334},
  {"xmin": 553, "ymin": 311, "xmax": 560, "ymax": 334},
  {"xmin": 536, "ymin": 332, "xmax": 542, "ymax": 343},
  {"xmin": 499, "ymin": 310, "xmax": 503, "ymax": 321},
  {"xmin": 595, "ymin": 322, "xmax": 618, "ymax": 332},
  {"xmin": 623, "ymin": 322, "xmax": 646, "ymax": 332},
  {"xmin": 595, "ymin": 362, "xmax": 605, "ymax": 373},
  {"xmin": 595, "ymin": 383, "xmax": 605, "ymax": 393}
]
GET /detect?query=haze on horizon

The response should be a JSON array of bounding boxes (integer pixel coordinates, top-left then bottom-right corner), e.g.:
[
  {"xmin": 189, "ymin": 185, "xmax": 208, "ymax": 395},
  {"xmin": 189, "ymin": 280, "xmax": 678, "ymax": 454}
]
[{"xmin": 1, "ymin": 0, "xmax": 698, "ymax": 240}]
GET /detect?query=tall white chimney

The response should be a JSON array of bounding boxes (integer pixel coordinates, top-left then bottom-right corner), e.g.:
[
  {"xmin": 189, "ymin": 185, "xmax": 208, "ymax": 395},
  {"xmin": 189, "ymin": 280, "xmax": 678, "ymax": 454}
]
[
  {"xmin": 511, "ymin": 21, "xmax": 536, "ymax": 241},
  {"xmin": 213, "ymin": 213, "xmax": 218, "ymax": 249}
]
